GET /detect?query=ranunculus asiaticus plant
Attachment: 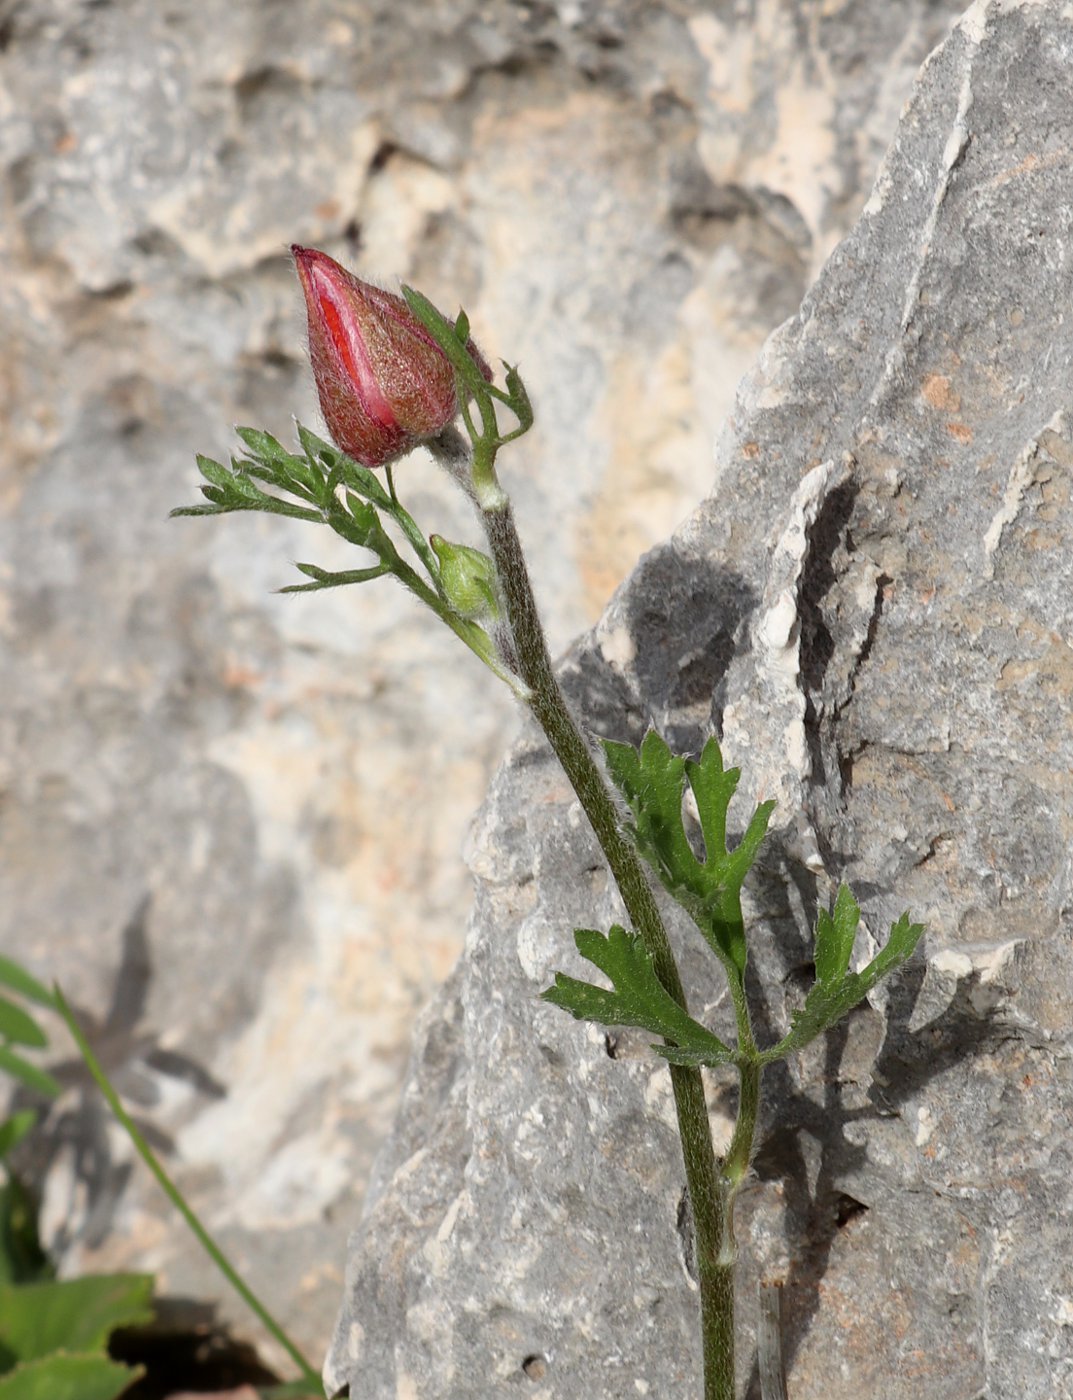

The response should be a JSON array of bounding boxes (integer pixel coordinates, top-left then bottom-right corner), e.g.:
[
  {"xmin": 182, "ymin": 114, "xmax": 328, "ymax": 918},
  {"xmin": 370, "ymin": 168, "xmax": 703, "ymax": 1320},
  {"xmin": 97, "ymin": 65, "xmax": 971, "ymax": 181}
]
[
  {"xmin": 291, "ymin": 244, "xmax": 485, "ymax": 468},
  {"xmin": 175, "ymin": 248, "xmax": 925, "ymax": 1400}
]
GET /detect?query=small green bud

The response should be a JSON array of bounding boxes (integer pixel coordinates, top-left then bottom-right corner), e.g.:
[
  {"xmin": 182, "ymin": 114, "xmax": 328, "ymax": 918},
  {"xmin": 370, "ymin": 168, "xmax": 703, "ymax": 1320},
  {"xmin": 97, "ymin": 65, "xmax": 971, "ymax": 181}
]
[{"xmin": 430, "ymin": 535, "xmax": 500, "ymax": 621}]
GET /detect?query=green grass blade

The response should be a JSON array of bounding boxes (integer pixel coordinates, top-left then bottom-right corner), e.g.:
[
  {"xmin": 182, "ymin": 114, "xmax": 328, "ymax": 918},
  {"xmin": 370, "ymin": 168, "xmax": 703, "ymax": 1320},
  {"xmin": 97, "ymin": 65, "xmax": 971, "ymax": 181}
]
[{"xmin": 52, "ymin": 987, "xmax": 320, "ymax": 1392}]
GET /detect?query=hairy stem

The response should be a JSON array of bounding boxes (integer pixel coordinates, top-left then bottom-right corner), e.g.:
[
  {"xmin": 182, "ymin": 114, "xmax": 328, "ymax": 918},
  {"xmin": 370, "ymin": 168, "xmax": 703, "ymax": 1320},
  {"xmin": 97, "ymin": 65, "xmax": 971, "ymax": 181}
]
[{"xmin": 480, "ymin": 495, "xmax": 734, "ymax": 1398}]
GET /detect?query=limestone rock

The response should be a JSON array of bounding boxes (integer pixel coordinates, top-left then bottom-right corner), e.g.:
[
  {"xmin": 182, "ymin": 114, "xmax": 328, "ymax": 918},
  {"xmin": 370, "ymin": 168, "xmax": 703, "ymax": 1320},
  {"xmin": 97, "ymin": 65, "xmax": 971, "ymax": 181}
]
[{"xmin": 327, "ymin": 3, "xmax": 1073, "ymax": 1396}]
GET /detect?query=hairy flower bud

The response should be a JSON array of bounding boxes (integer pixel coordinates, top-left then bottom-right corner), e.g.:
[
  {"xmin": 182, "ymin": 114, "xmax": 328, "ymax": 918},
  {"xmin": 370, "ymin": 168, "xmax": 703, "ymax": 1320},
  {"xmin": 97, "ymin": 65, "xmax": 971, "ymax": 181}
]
[
  {"xmin": 292, "ymin": 245, "xmax": 463, "ymax": 468},
  {"xmin": 430, "ymin": 535, "xmax": 500, "ymax": 621}
]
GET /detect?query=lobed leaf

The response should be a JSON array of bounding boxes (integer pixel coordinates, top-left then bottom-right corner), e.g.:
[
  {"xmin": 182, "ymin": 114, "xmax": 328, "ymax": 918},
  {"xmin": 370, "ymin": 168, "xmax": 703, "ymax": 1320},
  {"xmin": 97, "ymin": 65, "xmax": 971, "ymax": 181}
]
[
  {"xmin": 542, "ymin": 926, "xmax": 733, "ymax": 1068},
  {"xmin": 761, "ymin": 907, "xmax": 925, "ymax": 1064},
  {"xmin": 0, "ymin": 1273, "xmax": 154, "ymax": 1363},
  {"xmin": 813, "ymin": 884, "xmax": 861, "ymax": 987},
  {"xmin": 601, "ymin": 731, "xmax": 774, "ymax": 983},
  {"xmin": 0, "ymin": 1353, "xmax": 142, "ymax": 1400}
]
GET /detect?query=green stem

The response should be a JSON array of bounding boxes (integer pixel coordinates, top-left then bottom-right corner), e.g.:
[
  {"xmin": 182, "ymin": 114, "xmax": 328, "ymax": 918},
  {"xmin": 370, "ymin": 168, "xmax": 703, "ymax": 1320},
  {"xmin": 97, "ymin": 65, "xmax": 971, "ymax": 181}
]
[
  {"xmin": 724, "ymin": 1059, "xmax": 761, "ymax": 1198},
  {"xmin": 53, "ymin": 986, "xmax": 321, "ymax": 1393},
  {"xmin": 478, "ymin": 495, "xmax": 734, "ymax": 1398}
]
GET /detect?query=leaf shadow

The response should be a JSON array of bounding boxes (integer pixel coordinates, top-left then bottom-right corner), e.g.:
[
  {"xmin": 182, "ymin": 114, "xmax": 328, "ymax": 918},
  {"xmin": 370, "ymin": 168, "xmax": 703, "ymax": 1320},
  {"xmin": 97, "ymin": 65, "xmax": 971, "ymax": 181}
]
[
  {"xmin": 13, "ymin": 896, "xmax": 226, "ymax": 1249},
  {"xmin": 738, "ymin": 862, "xmax": 1011, "ymax": 1398}
]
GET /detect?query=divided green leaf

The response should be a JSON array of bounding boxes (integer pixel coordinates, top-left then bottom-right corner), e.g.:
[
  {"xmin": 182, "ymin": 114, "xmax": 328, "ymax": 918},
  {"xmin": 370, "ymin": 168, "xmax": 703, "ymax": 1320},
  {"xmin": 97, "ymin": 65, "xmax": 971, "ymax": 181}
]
[
  {"xmin": 542, "ymin": 926, "xmax": 733, "ymax": 1069},
  {"xmin": 602, "ymin": 732, "xmax": 774, "ymax": 983},
  {"xmin": 761, "ymin": 895, "xmax": 925, "ymax": 1064}
]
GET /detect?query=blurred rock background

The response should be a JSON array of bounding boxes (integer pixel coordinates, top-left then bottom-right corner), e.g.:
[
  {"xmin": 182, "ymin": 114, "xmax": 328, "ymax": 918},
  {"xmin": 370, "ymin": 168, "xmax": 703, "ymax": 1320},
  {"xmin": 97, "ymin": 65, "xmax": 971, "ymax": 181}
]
[{"xmin": 0, "ymin": 0, "xmax": 965, "ymax": 1370}]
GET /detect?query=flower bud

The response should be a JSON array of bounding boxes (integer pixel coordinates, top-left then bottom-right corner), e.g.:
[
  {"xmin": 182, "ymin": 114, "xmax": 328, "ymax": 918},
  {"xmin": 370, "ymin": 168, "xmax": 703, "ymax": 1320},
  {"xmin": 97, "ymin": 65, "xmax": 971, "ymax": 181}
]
[
  {"xmin": 291, "ymin": 245, "xmax": 462, "ymax": 468},
  {"xmin": 430, "ymin": 535, "xmax": 500, "ymax": 621}
]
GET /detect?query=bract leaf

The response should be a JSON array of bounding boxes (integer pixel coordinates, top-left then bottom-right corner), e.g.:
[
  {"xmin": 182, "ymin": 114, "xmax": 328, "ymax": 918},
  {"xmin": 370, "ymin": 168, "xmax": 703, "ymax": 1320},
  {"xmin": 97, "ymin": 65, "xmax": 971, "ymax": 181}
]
[
  {"xmin": 502, "ymin": 364, "xmax": 533, "ymax": 435},
  {"xmin": 542, "ymin": 926, "xmax": 733, "ymax": 1068},
  {"xmin": 278, "ymin": 563, "xmax": 389, "ymax": 595}
]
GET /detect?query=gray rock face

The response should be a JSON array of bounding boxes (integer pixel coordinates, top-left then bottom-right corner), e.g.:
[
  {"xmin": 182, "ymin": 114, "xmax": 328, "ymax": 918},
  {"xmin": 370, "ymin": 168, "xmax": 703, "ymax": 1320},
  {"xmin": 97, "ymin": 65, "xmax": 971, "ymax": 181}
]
[
  {"xmin": 327, "ymin": 3, "xmax": 1073, "ymax": 1397},
  {"xmin": 1, "ymin": 0, "xmax": 966, "ymax": 1367}
]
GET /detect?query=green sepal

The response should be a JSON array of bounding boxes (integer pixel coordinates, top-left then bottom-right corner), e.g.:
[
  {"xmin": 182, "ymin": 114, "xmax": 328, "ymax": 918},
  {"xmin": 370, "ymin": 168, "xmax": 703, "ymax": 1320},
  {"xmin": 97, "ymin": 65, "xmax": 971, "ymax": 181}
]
[
  {"xmin": 601, "ymin": 732, "xmax": 774, "ymax": 981},
  {"xmin": 542, "ymin": 926, "xmax": 733, "ymax": 1068},
  {"xmin": 760, "ymin": 893, "xmax": 925, "ymax": 1064},
  {"xmin": 453, "ymin": 308, "xmax": 470, "ymax": 344},
  {"xmin": 402, "ymin": 286, "xmax": 492, "ymax": 401}
]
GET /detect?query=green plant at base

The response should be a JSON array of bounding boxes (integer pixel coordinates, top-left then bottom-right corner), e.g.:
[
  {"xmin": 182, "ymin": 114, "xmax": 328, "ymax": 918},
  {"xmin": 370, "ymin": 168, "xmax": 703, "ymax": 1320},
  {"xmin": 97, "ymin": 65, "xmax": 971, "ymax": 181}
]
[
  {"xmin": 172, "ymin": 248, "xmax": 926, "ymax": 1399},
  {"xmin": 0, "ymin": 959, "xmax": 153, "ymax": 1400},
  {"xmin": 0, "ymin": 957, "xmax": 317, "ymax": 1399},
  {"xmin": 0, "ymin": 955, "xmax": 58, "ymax": 1291},
  {"xmin": 54, "ymin": 989, "xmax": 322, "ymax": 1400}
]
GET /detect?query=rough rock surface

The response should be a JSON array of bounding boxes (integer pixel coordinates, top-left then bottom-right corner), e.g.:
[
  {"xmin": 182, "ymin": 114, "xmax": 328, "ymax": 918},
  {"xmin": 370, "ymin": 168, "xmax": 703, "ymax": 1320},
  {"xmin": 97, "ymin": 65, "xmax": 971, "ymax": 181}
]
[
  {"xmin": 1, "ymin": 0, "xmax": 965, "ymax": 1370},
  {"xmin": 327, "ymin": 2, "xmax": 1073, "ymax": 1397}
]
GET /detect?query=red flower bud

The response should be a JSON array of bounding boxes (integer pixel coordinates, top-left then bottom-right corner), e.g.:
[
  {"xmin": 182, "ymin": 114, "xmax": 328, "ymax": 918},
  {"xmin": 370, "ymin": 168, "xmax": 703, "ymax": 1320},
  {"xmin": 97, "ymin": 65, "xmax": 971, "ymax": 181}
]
[{"xmin": 291, "ymin": 245, "xmax": 463, "ymax": 468}]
